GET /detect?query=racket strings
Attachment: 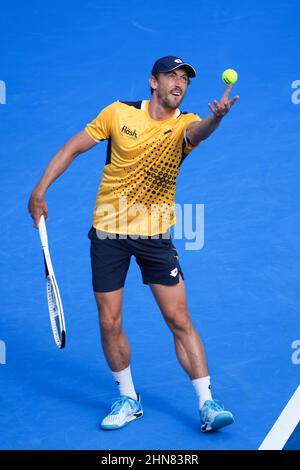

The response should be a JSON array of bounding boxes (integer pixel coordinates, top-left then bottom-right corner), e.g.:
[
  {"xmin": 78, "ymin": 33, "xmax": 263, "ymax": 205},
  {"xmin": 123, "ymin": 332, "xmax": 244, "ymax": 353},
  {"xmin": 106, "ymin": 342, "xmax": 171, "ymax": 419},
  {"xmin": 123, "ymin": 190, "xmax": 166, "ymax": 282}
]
[{"xmin": 46, "ymin": 276, "xmax": 62, "ymax": 347}]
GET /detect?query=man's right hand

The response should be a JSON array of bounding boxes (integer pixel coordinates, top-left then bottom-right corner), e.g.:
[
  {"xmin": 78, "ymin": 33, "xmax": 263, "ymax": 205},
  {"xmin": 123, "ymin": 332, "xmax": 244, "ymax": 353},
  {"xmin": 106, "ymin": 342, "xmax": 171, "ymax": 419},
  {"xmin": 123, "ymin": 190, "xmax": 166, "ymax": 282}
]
[{"xmin": 28, "ymin": 191, "xmax": 48, "ymax": 228}]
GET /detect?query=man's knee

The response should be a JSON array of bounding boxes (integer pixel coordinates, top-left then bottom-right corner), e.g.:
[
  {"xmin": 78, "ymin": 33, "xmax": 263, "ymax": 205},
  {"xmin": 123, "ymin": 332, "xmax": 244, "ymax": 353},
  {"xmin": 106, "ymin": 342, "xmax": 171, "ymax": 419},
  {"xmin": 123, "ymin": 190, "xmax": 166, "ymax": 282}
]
[
  {"xmin": 100, "ymin": 314, "xmax": 122, "ymax": 337},
  {"xmin": 95, "ymin": 296, "xmax": 122, "ymax": 336},
  {"xmin": 100, "ymin": 315, "xmax": 121, "ymax": 337},
  {"xmin": 165, "ymin": 305, "xmax": 193, "ymax": 333}
]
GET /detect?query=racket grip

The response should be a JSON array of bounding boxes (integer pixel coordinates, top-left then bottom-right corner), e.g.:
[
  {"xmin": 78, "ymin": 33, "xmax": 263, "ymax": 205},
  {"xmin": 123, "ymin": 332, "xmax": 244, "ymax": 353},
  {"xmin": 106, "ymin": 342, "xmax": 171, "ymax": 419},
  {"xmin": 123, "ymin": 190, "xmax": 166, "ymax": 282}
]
[{"xmin": 38, "ymin": 215, "xmax": 48, "ymax": 247}]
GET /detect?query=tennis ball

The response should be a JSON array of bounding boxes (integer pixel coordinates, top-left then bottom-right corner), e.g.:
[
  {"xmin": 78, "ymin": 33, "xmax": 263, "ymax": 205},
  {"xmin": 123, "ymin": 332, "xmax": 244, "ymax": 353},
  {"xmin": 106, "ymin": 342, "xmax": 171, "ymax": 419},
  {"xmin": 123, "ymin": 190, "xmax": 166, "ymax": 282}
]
[{"xmin": 222, "ymin": 69, "xmax": 238, "ymax": 85}]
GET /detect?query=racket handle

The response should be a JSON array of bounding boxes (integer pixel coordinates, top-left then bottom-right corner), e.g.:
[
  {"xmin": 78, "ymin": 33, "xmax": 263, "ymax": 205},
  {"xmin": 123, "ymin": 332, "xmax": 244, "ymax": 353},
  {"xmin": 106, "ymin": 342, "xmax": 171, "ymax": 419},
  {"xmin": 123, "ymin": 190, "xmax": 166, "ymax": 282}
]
[{"xmin": 38, "ymin": 215, "xmax": 48, "ymax": 248}]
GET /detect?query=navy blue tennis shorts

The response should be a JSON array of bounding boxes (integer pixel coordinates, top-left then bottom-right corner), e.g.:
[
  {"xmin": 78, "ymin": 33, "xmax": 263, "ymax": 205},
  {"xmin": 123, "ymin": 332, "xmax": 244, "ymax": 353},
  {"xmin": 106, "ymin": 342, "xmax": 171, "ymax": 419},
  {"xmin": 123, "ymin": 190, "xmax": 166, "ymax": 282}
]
[{"xmin": 88, "ymin": 227, "xmax": 184, "ymax": 292}]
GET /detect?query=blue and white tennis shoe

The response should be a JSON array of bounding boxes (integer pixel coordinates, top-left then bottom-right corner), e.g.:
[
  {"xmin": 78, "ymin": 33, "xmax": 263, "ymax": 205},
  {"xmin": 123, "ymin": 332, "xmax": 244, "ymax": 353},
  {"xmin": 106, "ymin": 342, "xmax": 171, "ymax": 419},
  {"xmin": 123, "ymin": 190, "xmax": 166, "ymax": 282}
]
[
  {"xmin": 200, "ymin": 400, "xmax": 234, "ymax": 432},
  {"xmin": 101, "ymin": 394, "xmax": 143, "ymax": 430}
]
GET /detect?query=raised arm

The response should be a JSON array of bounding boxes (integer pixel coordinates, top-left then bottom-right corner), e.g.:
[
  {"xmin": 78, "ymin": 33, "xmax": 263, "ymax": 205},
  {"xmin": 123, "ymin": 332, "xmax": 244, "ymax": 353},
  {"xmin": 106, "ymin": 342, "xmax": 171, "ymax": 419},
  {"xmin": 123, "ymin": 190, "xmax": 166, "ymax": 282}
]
[
  {"xmin": 186, "ymin": 84, "xmax": 239, "ymax": 146},
  {"xmin": 28, "ymin": 130, "xmax": 96, "ymax": 228}
]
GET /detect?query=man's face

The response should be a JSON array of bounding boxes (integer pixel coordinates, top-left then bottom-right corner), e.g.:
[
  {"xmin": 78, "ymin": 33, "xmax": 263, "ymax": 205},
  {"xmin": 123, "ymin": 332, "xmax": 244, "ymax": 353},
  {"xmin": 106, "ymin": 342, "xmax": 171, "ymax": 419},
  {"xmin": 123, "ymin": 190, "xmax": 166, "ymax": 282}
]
[{"xmin": 150, "ymin": 68, "xmax": 190, "ymax": 109}]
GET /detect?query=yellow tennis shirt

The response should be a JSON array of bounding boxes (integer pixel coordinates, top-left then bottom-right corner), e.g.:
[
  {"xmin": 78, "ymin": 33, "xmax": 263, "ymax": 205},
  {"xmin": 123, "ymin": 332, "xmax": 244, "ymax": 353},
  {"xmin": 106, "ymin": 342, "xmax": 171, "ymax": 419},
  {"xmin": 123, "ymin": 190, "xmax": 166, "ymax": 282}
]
[{"xmin": 85, "ymin": 100, "xmax": 201, "ymax": 236}]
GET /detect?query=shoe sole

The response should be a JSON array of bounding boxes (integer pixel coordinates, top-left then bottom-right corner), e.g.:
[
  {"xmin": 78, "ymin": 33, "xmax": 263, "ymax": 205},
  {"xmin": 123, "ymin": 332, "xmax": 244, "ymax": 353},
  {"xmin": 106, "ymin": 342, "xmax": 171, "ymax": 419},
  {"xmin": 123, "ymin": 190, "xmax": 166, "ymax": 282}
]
[
  {"xmin": 201, "ymin": 414, "xmax": 234, "ymax": 432},
  {"xmin": 101, "ymin": 410, "xmax": 143, "ymax": 430}
]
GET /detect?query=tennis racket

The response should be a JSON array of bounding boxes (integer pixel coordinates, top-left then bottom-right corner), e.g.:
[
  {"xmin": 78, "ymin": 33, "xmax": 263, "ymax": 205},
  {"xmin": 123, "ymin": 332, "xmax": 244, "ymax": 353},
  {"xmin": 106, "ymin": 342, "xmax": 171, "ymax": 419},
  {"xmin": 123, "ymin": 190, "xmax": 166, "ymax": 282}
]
[{"xmin": 38, "ymin": 215, "xmax": 66, "ymax": 349}]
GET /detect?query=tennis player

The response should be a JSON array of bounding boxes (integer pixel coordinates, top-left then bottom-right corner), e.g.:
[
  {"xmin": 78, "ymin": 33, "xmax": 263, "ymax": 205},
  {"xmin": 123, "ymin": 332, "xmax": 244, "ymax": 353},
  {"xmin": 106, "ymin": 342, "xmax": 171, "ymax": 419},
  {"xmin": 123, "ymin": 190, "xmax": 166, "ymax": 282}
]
[{"xmin": 28, "ymin": 56, "xmax": 239, "ymax": 432}]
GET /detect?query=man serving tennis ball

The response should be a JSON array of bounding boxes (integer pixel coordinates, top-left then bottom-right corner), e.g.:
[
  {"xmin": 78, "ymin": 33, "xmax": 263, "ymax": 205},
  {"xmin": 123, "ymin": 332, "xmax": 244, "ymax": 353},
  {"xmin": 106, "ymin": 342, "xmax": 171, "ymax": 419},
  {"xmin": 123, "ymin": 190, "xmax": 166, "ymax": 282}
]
[{"xmin": 28, "ymin": 56, "xmax": 239, "ymax": 432}]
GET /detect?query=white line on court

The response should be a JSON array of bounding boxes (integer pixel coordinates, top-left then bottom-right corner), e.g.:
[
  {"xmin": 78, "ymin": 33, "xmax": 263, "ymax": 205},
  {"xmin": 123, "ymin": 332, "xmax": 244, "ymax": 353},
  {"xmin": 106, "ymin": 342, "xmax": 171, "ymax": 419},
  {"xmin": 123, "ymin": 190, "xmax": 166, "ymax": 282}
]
[{"xmin": 259, "ymin": 385, "xmax": 300, "ymax": 450}]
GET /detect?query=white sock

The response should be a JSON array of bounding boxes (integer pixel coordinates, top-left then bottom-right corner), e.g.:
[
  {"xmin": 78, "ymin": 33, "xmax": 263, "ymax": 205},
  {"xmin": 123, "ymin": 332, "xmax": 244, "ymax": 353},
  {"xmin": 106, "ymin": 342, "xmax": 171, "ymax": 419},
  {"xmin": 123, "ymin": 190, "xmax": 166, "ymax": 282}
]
[
  {"xmin": 111, "ymin": 365, "xmax": 138, "ymax": 401},
  {"xmin": 192, "ymin": 376, "xmax": 213, "ymax": 409}
]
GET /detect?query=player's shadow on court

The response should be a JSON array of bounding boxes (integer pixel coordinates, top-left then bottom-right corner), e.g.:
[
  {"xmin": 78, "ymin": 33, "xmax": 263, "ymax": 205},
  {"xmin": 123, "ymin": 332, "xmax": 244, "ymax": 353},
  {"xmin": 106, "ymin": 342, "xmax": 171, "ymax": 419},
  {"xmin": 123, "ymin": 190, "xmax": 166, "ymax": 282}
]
[
  {"xmin": 140, "ymin": 390, "xmax": 235, "ymax": 444},
  {"xmin": 138, "ymin": 389, "xmax": 200, "ymax": 433}
]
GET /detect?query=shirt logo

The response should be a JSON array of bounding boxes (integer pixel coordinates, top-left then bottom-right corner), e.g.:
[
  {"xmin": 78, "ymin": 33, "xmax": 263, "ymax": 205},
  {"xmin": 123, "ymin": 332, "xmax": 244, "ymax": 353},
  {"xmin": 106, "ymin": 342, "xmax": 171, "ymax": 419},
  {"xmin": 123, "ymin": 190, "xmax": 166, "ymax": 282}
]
[{"xmin": 121, "ymin": 125, "xmax": 138, "ymax": 138}]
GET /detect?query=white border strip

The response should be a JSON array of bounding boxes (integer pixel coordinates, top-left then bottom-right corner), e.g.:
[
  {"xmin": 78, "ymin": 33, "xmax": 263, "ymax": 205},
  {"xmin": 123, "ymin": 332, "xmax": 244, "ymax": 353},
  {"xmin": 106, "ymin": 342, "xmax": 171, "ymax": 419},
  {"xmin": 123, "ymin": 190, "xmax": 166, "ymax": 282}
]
[{"xmin": 259, "ymin": 385, "xmax": 300, "ymax": 450}]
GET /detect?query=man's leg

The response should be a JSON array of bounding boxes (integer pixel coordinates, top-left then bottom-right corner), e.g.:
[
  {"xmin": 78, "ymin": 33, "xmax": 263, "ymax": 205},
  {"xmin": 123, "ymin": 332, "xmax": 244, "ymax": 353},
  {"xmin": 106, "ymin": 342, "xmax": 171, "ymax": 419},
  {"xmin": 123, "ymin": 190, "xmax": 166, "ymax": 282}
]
[
  {"xmin": 149, "ymin": 275, "xmax": 234, "ymax": 431},
  {"xmin": 149, "ymin": 275, "xmax": 208, "ymax": 380},
  {"xmin": 94, "ymin": 288, "xmax": 143, "ymax": 429},
  {"xmin": 94, "ymin": 287, "xmax": 130, "ymax": 372}
]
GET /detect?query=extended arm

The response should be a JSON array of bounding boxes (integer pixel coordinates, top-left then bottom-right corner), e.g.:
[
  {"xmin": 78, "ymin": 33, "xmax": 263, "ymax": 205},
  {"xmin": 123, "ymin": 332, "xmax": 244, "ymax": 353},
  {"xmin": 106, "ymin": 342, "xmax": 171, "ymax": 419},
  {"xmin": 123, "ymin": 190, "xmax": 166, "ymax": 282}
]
[
  {"xmin": 28, "ymin": 130, "xmax": 96, "ymax": 227},
  {"xmin": 186, "ymin": 84, "xmax": 239, "ymax": 146}
]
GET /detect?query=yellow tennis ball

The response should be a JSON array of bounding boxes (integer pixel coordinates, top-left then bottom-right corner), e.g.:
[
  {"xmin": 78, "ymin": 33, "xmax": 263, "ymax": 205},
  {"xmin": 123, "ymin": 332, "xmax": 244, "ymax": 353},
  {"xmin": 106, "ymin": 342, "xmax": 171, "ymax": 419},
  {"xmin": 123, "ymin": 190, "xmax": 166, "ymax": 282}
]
[{"xmin": 222, "ymin": 69, "xmax": 238, "ymax": 85}]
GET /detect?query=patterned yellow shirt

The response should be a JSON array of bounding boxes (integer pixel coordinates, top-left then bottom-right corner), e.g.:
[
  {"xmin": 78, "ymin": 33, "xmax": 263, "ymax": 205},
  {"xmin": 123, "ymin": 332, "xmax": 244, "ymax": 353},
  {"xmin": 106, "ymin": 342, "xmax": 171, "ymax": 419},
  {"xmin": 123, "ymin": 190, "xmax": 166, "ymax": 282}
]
[{"xmin": 85, "ymin": 100, "xmax": 201, "ymax": 235}]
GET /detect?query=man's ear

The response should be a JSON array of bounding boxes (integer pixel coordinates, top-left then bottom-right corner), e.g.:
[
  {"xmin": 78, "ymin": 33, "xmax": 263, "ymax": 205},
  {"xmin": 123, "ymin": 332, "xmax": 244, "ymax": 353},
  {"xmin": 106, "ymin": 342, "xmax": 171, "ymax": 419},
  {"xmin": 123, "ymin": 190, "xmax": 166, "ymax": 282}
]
[{"xmin": 149, "ymin": 75, "xmax": 158, "ymax": 91}]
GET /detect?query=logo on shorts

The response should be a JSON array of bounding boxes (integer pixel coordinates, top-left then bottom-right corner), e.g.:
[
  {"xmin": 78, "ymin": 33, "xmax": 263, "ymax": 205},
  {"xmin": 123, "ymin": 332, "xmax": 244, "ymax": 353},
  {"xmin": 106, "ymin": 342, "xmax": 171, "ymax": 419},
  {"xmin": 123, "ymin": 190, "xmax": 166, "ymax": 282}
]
[{"xmin": 169, "ymin": 268, "xmax": 178, "ymax": 277}]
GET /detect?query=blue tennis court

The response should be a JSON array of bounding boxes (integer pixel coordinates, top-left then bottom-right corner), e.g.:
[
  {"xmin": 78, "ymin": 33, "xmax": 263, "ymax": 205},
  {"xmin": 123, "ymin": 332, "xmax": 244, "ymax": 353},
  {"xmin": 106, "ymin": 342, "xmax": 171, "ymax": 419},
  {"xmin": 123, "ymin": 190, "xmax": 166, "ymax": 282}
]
[{"xmin": 1, "ymin": 0, "xmax": 299, "ymax": 450}]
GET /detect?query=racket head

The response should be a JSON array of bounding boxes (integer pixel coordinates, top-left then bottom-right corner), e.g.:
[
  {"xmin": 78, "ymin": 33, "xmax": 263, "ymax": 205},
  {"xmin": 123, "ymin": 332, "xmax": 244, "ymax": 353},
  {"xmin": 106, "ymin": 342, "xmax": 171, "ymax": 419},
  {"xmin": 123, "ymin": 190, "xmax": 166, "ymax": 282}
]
[{"xmin": 46, "ymin": 274, "xmax": 66, "ymax": 349}]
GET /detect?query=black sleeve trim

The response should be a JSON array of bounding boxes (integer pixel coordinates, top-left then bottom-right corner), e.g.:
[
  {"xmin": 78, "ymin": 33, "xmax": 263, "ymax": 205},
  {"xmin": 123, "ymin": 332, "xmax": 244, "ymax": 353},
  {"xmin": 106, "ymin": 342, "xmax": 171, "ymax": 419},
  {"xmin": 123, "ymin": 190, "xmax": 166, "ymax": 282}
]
[
  {"xmin": 181, "ymin": 111, "xmax": 198, "ymax": 115},
  {"xmin": 105, "ymin": 138, "xmax": 112, "ymax": 165},
  {"xmin": 179, "ymin": 140, "xmax": 188, "ymax": 166},
  {"xmin": 119, "ymin": 101, "xmax": 142, "ymax": 109}
]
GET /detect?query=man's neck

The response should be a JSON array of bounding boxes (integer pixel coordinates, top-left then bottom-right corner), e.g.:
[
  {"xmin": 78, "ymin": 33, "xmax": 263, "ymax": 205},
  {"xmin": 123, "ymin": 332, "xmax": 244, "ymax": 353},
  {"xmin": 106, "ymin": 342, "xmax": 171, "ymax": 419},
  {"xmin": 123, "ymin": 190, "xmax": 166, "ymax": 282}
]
[{"xmin": 148, "ymin": 97, "xmax": 177, "ymax": 121}]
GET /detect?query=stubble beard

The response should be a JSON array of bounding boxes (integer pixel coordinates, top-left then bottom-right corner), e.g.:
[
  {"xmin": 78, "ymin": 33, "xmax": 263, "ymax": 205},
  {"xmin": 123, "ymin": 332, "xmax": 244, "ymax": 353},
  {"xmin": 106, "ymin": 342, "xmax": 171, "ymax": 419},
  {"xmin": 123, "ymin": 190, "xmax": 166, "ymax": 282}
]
[{"xmin": 158, "ymin": 90, "xmax": 185, "ymax": 110}]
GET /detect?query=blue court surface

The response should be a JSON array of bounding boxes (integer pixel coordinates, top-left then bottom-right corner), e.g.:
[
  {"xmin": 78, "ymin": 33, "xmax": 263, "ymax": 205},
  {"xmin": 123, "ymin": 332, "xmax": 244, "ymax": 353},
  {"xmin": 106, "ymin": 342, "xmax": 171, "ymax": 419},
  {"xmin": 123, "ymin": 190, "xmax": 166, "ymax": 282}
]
[{"xmin": 1, "ymin": 0, "xmax": 300, "ymax": 450}]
